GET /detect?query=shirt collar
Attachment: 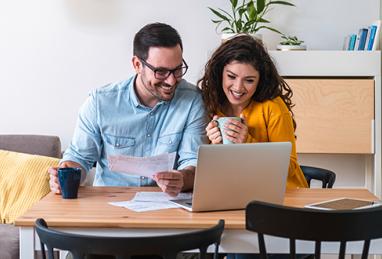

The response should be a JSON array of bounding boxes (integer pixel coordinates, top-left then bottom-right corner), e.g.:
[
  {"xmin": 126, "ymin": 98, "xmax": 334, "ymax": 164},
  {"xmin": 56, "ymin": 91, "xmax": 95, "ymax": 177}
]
[{"xmin": 129, "ymin": 75, "xmax": 167, "ymax": 110}]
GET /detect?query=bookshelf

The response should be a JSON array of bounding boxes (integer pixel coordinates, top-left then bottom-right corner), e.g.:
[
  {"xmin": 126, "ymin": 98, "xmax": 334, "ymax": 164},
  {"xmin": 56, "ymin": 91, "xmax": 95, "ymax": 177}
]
[{"xmin": 270, "ymin": 51, "xmax": 382, "ymax": 197}]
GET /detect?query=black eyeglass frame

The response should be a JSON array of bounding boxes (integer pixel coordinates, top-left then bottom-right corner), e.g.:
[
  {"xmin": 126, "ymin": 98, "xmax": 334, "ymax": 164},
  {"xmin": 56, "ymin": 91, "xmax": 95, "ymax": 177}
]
[{"xmin": 138, "ymin": 57, "xmax": 189, "ymax": 80}]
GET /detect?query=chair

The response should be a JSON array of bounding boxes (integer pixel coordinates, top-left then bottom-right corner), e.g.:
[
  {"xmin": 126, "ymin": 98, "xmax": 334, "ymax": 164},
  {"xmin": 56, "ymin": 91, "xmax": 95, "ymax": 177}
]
[
  {"xmin": 300, "ymin": 165, "xmax": 336, "ymax": 188},
  {"xmin": 35, "ymin": 218, "xmax": 225, "ymax": 259},
  {"xmin": 0, "ymin": 134, "xmax": 61, "ymax": 259},
  {"xmin": 246, "ymin": 200, "xmax": 382, "ymax": 259},
  {"xmin": 0, "ymin": 134, "xmax": 61, "ymax": 158}
]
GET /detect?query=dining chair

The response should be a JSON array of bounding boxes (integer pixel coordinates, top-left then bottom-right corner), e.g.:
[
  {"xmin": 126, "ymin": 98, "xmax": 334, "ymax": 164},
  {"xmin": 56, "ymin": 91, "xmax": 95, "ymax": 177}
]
[
  {"xmin": 35, "ymin": 218, "xmax": 225, "ymax": 259},
  {"xmin": 246, "ymin": 200, "xmax": 382, "ymax": 259},
  {"xmin": 300, "ymin": 165, "xmax": 336, "ymax": 188}
]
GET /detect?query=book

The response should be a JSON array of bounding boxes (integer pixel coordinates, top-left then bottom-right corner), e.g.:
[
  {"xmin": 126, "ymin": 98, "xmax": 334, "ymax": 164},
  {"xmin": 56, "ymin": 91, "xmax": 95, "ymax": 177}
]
[
  {"xmin": 358, "ymin": 28, "xmax": 368, "ymax": 50},
  {"xmin": 305, "ymin": 197, "xmax": 381, "ymax": 210},
  {"xmin": 343, "ymin": 35, "xmax": 350, "ymax": 50},
  {"xmin": 367, "ymin": 20, "xmax": 381, "ymax": 50},
  {"xmin": 367, "ymin": 25, "xmax": 377, "ymax": 50},
  {"xmin": 364, "ymin": 26, "xmax": 372, "ymax": 51},
  {"xmin": 371, "ymin": 20, "xmax": 381, "ymax": 50},
  {"xmin": 348, "ymin": 34, "xmax": 356, "ymax": 50},
  {"xmin": 354, "ymin": 31, "xmax": 361, "ymax": 51}
]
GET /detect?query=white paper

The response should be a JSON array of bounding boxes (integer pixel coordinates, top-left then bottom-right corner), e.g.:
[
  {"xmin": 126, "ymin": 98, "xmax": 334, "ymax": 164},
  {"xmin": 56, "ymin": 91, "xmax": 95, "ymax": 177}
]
[
  {"xmin": 109, "ymin": 200, "xmax": 179, "ymax": 212},
  {"xmin": 109, "ymin": 192, "xmax": 192, "ymax": 212},
  {"xmin": 108, "ymin": 152, "xmax": 176, "ymax": 178},
  {"xmin": 133, "ymin": 191, "xmax": 192, "ymax": 202}
]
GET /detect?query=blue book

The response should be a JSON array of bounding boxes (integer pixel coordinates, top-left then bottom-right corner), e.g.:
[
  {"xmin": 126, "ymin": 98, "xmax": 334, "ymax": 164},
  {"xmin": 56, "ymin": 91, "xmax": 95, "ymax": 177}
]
[
  {"xmin": 367, "ymin": 25, "xmax": 377, "ymax": 50},
  {"xmin": 348, "ymin": 34, "xmax": 356, "ymax": 50},
  {"xmin": 358, "ymin": 28, "xmax": 368, "ymax": 50}
]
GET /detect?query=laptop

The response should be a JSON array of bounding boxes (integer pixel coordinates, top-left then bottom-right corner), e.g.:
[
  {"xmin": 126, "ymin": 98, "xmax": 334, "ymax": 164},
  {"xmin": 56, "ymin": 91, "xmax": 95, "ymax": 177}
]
[{"xmin": 171, "ymin": 142, "xmax": 291, "ymax": 212}]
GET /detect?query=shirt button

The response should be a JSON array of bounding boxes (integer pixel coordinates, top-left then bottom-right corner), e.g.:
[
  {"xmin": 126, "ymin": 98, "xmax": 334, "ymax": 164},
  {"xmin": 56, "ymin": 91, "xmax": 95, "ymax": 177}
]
[
  {"xmin": 147, "ymin": 134, "xmax": 151, "ymax": 137},
  {"xmin": 115, "ymin": 143, "xmax": 120, "ymax": 147},
  {"xmin": 150, "ymin": 112, "xmax": 153, "ymax": 116},
  {"xmin": 141, "ymin": 176, "xmax": 145, "ymax": 180},
  {"xmin": 169, "ymin": 140, "xmax": 172, "ymax": 144}
]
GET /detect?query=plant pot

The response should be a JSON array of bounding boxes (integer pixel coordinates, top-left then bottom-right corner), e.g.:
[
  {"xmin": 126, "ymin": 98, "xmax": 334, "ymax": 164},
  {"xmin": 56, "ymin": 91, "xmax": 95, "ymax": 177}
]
[
  {"xmin": 221, "ymin": 33, "xmax": 263, "ymax": 43},
  {"xmin": 276, "ymin": 44, "xmax": 307, "ymax": 51}
]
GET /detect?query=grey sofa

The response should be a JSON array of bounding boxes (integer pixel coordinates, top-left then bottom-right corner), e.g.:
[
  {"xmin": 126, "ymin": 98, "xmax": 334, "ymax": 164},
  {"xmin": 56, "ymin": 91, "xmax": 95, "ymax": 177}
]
[{"xmin": 0, "ymin": 134, "xmax": 61, "ymax": 259}]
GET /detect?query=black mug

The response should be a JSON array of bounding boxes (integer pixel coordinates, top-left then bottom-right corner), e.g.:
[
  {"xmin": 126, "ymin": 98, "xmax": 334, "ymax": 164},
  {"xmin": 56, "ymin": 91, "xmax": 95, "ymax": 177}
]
[{"xmin": 58, "ymin": 167, "xmax": 81, "ymax": 199}]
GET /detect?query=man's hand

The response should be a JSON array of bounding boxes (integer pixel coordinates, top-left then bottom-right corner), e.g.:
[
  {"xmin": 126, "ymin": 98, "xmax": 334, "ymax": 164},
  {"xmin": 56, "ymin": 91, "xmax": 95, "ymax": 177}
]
[
  {"xmin": 48, "ymin": 161, "xmax": 83, "ymax": 194},
  {"xmin": 153, "ymin": 166, "xmax": 195, "ymax": 197},
  {"xmin": 153, "ymin": 170, "xmax": 183, "ymax": 197}
]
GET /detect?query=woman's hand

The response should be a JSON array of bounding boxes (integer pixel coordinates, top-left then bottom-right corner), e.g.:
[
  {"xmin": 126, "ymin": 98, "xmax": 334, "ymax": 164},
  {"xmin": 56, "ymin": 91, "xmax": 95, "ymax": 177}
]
[
  {"xmin": 223, "ymin": 115, "xmax": 248, "ymax": 143},
  {"xmin": 206, "ymin": 115, "xmax": 222, "ymax": 144}
]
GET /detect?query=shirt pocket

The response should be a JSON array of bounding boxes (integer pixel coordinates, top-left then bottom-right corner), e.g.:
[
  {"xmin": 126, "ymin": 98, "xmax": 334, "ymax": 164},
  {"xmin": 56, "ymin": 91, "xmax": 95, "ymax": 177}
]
[
  {"xmin": 103, "ymin": 134, "xmax": 136, "ymax": 155},
  {"xmin": 157, "ymin": 133, "xmax": 181, "ymax": 153}
]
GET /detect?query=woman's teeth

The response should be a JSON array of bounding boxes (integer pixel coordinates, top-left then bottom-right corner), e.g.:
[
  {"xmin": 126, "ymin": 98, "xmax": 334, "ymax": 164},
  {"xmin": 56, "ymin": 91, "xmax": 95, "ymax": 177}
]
[{"xmin": 231, "ymin": 90, "xmax": 244, "ymax": 98}]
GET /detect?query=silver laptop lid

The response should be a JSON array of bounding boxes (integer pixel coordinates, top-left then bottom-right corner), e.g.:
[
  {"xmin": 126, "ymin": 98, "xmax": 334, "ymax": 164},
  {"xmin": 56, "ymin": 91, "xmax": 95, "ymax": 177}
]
[{"xmin": 191, "ymin": 142, "xmax": 291, "ymax": 212}]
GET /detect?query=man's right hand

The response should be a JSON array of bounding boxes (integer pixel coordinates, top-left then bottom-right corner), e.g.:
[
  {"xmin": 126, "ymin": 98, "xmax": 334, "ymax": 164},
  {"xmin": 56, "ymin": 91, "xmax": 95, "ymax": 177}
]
[{"xmin": 48, "ymin": 161, "xmax": 83, "ymax": 194}]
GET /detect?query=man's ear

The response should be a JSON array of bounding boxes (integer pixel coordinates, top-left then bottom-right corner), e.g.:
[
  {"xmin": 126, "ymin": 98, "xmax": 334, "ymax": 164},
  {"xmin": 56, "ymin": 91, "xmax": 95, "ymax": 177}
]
[{"xmin": 132, "ymin": 56, "xmax": 142, "ymax": 74}]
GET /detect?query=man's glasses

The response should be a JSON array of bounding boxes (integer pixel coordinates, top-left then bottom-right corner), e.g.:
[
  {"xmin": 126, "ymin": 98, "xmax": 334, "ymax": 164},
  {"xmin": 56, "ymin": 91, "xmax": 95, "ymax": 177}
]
[{"xmin": 138, "ymin": 57, "xmax": 188, "ymax": 80}]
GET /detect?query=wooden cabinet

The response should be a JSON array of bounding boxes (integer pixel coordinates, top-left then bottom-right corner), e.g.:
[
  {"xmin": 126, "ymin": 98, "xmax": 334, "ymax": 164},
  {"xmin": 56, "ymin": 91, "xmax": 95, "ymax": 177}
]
[
  {"xmin": 286, "ymin": 78, "xmax": 374, "ymax": 154},
  {"xmin": 269, "ymin": 51, "xmax": 381, "ymax": 196}
]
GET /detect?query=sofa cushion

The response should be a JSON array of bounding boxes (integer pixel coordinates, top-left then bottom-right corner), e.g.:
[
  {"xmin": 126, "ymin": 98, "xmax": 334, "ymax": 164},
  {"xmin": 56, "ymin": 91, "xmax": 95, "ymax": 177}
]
[{"xmin": 0, "ymin": 150, "xmax": 59, "ymax": 224}]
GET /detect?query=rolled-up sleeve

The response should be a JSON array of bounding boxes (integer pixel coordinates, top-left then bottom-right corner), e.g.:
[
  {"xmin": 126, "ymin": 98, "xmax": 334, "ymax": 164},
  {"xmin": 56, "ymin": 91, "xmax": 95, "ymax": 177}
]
[
  {"xmin": 177, "ymin": 94, "xmax": 208, "ymax": 170},
  {"xmin": 62, "ymin": 91, "xmax": 102, "ymax": 172}
]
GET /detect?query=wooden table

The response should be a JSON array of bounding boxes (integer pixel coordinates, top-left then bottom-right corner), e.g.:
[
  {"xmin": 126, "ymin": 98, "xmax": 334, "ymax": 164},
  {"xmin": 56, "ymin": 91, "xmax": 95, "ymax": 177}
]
[{"xmin": 15, "ymin": 187, "xmax": 382, "ymax": 258}]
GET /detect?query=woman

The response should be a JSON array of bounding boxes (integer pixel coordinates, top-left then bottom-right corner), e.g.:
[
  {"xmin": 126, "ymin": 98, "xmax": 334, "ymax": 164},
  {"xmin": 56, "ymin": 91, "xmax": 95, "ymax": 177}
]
[{"xmin": 198, "ymin": 35, "xmax": 308, "ymax": 189}]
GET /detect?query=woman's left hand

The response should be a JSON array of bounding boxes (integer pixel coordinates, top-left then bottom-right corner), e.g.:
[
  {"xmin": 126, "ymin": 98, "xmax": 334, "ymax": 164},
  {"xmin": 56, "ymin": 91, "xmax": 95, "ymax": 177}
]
[{"xmin": 224, "ymin": 115, "xmax": 248, "ymax": 143}]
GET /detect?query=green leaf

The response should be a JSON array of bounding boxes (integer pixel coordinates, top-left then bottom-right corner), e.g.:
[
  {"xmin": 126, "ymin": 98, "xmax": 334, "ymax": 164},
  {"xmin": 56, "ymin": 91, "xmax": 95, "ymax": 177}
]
[
  {"xmin": 222, "ymin": 27, "xmax": 234, "ymax": 33},
  {"xmin": 218, "ymin": 8, "xmax": 234, "ymax": 20},
  {"xmin": 268, "ymin": 1, "xmax": 295, "ymax": 7},
  {"xmin": 208, "ymin": 7, "xmax": 231, "ymax": 22},
  {"xmin": 230, "ymin": 0, "xmax": 238, "ymax": 8},
  {"xmin": 247, "ymin": 1, "xmax": 256, "ymax": 21},
  {"xmin": 256, "ymin": 0, "xmax": 265, "ymax": 13},
  {"xmin": 257, "ymin": 25, "xmax": 282, "ymax": 34},
  {"xmin": 257, "ymin": 17, "xmax": 270, "ymax": 23},
  {"xmin": 211, "ymin": 19, "xmax": 223, "ymax": 24},
  {"xmin": 235, "ymin": 20, "xmax": 243, "ymax": 31}
]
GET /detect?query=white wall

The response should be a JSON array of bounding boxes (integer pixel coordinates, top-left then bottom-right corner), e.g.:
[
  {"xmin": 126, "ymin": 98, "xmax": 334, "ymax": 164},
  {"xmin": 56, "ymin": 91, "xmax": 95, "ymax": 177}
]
[{"xmin": 0, "ymin": 0, "xmax": 380, "ymax": 149}]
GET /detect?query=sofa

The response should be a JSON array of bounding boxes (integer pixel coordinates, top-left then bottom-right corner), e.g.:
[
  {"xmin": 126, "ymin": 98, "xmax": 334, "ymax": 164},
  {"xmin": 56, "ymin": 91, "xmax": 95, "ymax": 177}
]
[{"xmin": 0, "ymin": 134, "xmax": 61, "ymax": 259}]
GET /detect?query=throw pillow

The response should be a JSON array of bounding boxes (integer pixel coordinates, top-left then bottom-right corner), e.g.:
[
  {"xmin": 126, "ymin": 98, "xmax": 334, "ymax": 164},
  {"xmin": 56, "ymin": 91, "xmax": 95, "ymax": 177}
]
[{"xmin": 0, "ymin": 150, "xmax": 59, "ymax": 224}]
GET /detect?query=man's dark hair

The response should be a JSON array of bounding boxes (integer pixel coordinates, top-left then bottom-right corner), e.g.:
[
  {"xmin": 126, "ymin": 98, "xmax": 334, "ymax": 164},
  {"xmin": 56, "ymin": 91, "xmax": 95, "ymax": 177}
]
[{"xmin": 133, "ymin": 23, "xmax": 183, "ymax": 60}]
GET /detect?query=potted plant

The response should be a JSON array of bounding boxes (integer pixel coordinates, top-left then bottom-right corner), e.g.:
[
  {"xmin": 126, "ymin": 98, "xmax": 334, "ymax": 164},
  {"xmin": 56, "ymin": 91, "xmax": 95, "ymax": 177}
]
[
  {"xmin": 209, "ymin": 0, "xmax": 295, "ymax": 41},
  {"xmin": 276, "ymin": 34, "xmax": 307, "ymax": 51}
]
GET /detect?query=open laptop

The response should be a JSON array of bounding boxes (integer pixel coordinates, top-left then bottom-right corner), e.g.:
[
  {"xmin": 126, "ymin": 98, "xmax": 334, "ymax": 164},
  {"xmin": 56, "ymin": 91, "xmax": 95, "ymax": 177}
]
[{"xmin": 171, "ymin": 142, "xmax": 291, "ymax": 212}]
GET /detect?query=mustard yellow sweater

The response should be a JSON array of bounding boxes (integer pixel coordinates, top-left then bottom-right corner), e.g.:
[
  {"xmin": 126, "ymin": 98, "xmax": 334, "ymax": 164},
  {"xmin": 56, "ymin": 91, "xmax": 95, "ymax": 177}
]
[{"xmin": 224, "ymin": 97, "xmax": 308, "ymax": 189}]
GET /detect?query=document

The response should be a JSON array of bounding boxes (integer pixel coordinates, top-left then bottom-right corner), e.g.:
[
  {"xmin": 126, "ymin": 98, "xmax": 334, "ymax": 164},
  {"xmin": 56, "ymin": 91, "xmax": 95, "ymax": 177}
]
[
  {"xmin": 108, "ymin": 152, "xmax": 176, "ymax": 178},
  {"xmin": 109, "ymin": 192, "xmax": 192, "ymax": 212}
]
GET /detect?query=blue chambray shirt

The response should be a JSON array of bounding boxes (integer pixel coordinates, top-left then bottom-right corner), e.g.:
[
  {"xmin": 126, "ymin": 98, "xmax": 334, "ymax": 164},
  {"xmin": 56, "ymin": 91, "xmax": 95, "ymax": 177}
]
[{"xmin": 62, "ymin": 76, "xmax": 207, "ymax": 187}]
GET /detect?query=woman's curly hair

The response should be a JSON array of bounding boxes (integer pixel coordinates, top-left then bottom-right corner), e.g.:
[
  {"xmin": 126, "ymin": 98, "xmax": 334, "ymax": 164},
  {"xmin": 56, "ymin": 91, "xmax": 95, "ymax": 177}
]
[{"xmin": 198, "ymin": 34, "xmax": 296, "ymax": 131}]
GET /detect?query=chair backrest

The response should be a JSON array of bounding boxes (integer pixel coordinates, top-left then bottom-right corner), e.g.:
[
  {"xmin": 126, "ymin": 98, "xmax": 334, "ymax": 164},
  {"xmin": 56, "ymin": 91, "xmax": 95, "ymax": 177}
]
[
  {"xmin": 246, "ymin": 200, "xmax": 382, "ymax": 259},
  {"xmin": 300, "ymin": 165, "xmax": 336, "ymax": 188},
  {"xmin": 36, "ymin": 218, "xmax": 224, "ymax": 259},
  {"xmin": 0, "ymin": 134, "xmax": 61, "ymax": 158}
]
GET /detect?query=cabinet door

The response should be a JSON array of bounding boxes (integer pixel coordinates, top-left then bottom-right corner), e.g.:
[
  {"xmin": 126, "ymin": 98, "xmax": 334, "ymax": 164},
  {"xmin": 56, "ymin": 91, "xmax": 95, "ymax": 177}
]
[{"xmin": 286, "ymin": 79, "xmax": 374, "ymax": 154}]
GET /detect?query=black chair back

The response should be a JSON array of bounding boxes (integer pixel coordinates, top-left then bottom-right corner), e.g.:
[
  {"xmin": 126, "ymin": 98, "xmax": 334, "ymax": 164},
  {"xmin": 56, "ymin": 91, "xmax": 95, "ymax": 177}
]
[
  {"xmin": 300, "ymin": 165, "xmax": 336, "ymax": 188},
  {"xmin": 246, "ymin": 200, "xmax": 382, "ymax": 259},
  {"xmin": 36, "ymin": 218, "xmax": 224, "ymax": 259}
]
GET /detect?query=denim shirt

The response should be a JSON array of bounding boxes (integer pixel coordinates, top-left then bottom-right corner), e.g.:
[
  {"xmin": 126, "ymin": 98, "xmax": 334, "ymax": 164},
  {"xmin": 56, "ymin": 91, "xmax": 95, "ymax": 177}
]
[{"xmin": 62, "ymin": 76, "xmax": 207, "ymax": 187}]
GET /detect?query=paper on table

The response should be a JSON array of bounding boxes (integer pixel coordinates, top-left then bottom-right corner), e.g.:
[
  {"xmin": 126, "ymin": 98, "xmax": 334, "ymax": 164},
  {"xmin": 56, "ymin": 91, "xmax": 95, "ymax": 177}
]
[
  {"xmin": 109, "ymin": 192, "xmax": 193, "ymax": 212},
  {"xmin": 133, "ymin": 191, "xmax": 192, "ymax": 202},
  {"xmin": 108, "ymin": 152, "xmax": 176, "ymax": 178},
  {"xmin": 109, "ymin": 200, "xmax": 180, "ymax": 212}
]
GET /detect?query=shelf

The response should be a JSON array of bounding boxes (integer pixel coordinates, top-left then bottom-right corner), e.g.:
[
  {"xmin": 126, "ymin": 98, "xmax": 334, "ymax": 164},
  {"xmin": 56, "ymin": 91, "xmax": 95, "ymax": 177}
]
[{"xmin": 269, "ymin": 51, "xmax": 381, "ymax": 77}]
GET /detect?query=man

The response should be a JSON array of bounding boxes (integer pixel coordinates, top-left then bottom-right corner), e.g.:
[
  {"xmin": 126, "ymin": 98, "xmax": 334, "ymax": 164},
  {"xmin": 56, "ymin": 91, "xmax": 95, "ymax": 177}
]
[{"xmin": 49, "ymin": 23, "xmax": 207, "ymax": 197}]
